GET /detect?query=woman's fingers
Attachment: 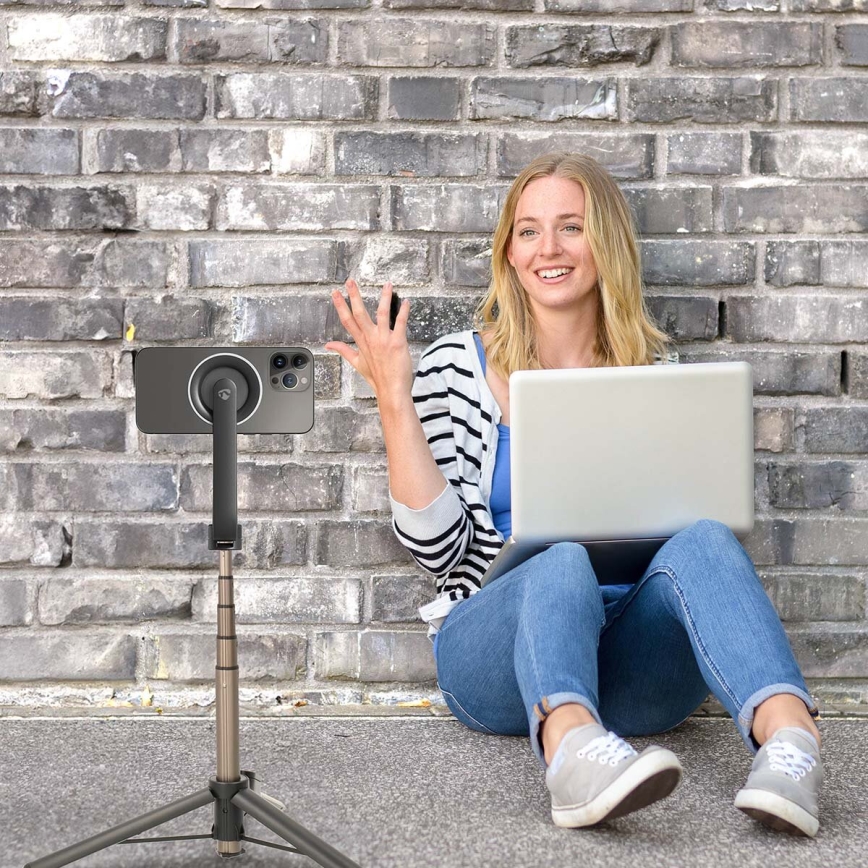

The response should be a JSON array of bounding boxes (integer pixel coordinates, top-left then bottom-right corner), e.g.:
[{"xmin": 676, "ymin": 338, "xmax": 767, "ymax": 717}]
[
  {"xmin": 376, "ymin": 281, "xmax": 392, "ymax": 332},
  {"xmin": 345, "ymin": 278, "xmax": 374, "ymax": 330}
]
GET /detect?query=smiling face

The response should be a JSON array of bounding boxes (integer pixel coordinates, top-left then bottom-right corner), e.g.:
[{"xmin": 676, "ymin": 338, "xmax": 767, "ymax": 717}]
[{"xmin": 506, "ymin": 175, "xmax": 599, "ymax": 321}]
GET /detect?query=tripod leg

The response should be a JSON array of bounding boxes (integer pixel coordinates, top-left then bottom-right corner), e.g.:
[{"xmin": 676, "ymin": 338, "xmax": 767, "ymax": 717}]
[
  {"xmin": 233, "ymin": 788, "xmax": 362, "ymax": 868},
  {"xmin": 24, "ymin": 787, "xmax": 215, "ymax": 868}
]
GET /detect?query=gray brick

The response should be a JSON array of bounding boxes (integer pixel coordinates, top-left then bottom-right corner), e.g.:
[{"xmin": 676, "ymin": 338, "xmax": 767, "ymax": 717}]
[
  {"xmin": 0, "ymin": 515, "xmax": 66, "ymax": 567},
  {"xmin": 217, "ymin": 0, "xmax": 367, "ymax": 6},
  {"xmin": 192, "ymin": 576, "xmax": 360, "ymax": 624},
  {"xmin": 0, "ymin": 579, "xmax": 30, "ymax": 627},
  {"xmin": 440, "ymin": 238, "xmax": 492, "ymax": 287},
  {"xmin": 741, "ymin": 518, "xmax": 794, "ymax": 567},
  {"xmin": 95, "ymin": 129, "xmax": 181, "ymax": 173},
  {"xmin": 352, "ymin": 466, "xmax": 389, "ymax": 514},
  {"xmin": 371, "ymin": 573, "xmax": 431, "ymax": 623},
  {"xmin": 334, "ymin": 131, "xmax": 486, "ymax": 177},
  {"xmin": 8, "ymin": 461, "xmax": 177, "ymax": 511},
  {"xmin": 751, "ymin": 131, "xmax": 868, "ymax": 179},
  {"xmin": 386, "ymin": 76, "xmax": 461, "ymax": 121},
  {"xmin": 723, "ymin": 185, "xmax": 868, "ymax": 234},
  {"xmin": 189, "ymin": 239, "xmax": 346, "ymax": 287},
  {"xmin": 0, "ymin": 129, "xmax": 78, "ymax": 174},
  {"xmin": 314, "ymin": 630, "xmax": 358, "ymax": 679},
  {"xmin": 849, "ymin": 351, "xmax": 868, "ymax": 399},
  {"xmin": 301, "ymin": 407, "xmax": 384, "ymax": 453},
  {"xmin": 640, "ymin": 240, "xmax": 755, "ymax": 286},
  {"xmin": 670, "ymin": 22, "xmax": 821, "ymax": 67},
  {"xmin": 174, "ymin": 18, "xmax": 327, "ymax": 65},
  {"xmin": 268, "ymin": 129, "xmax": 326, "ymax": 174},
  {"xmin": 386, "ymin": 0, "xmax": 531, "ymax": 7},
  {"xmin": 755, "ymin": 407, "xmax": 794, "ymax": 453},
  {"xmin": 817, "ymin": 241, "xmax": 868, "ymax": 288},
  {"xmin": 471, "ymin": 77, "xmax": 617, "ymax": 121},
  {"xmin": 793, "ymin": 519, "xmax": 868, "ymax": 565},
  {"xmin": 135, "ymin": 183, "xmax": 213, "ymax": 231},
  {"xmin": 74, "ymin": 519, "xmax": 307, "ymax": 569},
  {"xmin": 315, "ymin": 520, "xmax": 409, "ymax": 568},
  {"xmin": 352, "ymin": 236, "xmax": 430, "ymax": 286},
  {"xmin": 546, "ymin": 0, "xmax": 692, "ymax": 8},
  {"xmin": 0, "ymin": 351, "xmax": 112, "ymax": 399},
  {"xmin": 141, "ymin": 630, "xmax": 306, "ymax": 681},
  {"xmin": 0, "ymin": 71, "xmax": 40, "ymax": 117},
  {"xmin": 99, "ymin": 240, "xmax": 170, "ymax": 288},
  {"xmin": 710, "ymin": 0, "xmax": 778, "ymax": 8},
  {"xmin": 0, "ymin": 185, "xmax": 131, "ymax": 231},
  {"xmin": 142, "ymin": 431, "xmax": 299, "ymax": 455},
  {"xmin": 727, "ymin": 295, "xmax": 868, "ymax": 343},
  {"xmin": 667, "ymin": 132, "xmax": 742, "ymax": 176},
  {"xmin": 801, "ymin": 407, "xmax": 868, "ymax": 454},
  {"xmin": 360, "ymin": 631, "xmax": 433, "ymax": 682},
  {"xmin": 125, "ymin": 296, "xmax": 213, "ymax": 340},
  {"xmin": 680, "ymin": 348, "xmax": 840, "ymax": 396},
  {"xmin": 644, "ymin": 295, "xmax": 718, "ymax": 341},
  {"xmin": 180, "ymin": 129, "xmax": 270, "ymax": 172},
  {"xmin": 49, "ymin": 72, "xmax": 206, "ymax": 120},
  {"xmin": 763, "ymin": 573, "xmax": 865, "ymax": 622},
  {"xmin": 499, "ymin": 133, "xmax": 654, "ymax": 180},
  {"xmin": 216, "ymin": 183, "xmax": 378, "ymax": 231},
  {"xmin": 8, "ymin": 15, "xmax": 167, "ymax": 62},
  {"xmin": 767, "ymin": 460, "xmax": 868, "ymax": 510},
  {"xmin": 626, "ymin": 77, "xmax": 776, "ymax": 123},
  {"xmin": 180, "ymin": 461, "xmax": 342, "ymax": 511},
  {"xmin": 392, "ymin": 183, "xmax": 505, "ymax": 232},
  {"xmin": 790, "ymin": 78, "xmax": 868, "ymax": 123},
  {"xmin": 837, "ymin": 24, "xmax": 868, "ymax": 66},
  {"xmin": 624, "ymin": 186, "xmax": 713, "ymax": 235},
  {"xmin": 0, "ymin": 409, "xmax": 127, "ymax": 452},
  {"xmin": 215, "ymin": 73, "xmax": 377, "ymax": 119},
  {"xmin": 0, "ymin": 298, "xmax": 123, "ymax": 341},
  {"xmin": 506, "ymin": 24, "xmax": 659, "ymax": 68},
  {"xmin": 791, "ymin": 0, "xmax": 868, "ymax": 9},
  {"xmin": 764, "ymin": 240, "xmax": 820, "ymax": 287},
  {"xmin": 338, "ymin": 19, "xmax": 495, "ymax": 67},
  {"xmin": 38, "ymin": 576, "xmax": 193, "ymax": 625},
  {"xmin": 788, "ymin": 625, "xmax": 868, "ymax": 678},
  {"xmin": 0, "ymin": 632, "xmax": 137, "ymax": 681},
  {"xmin": 147, "ymin": 0, "xmax": 206, "ymax": 6}
]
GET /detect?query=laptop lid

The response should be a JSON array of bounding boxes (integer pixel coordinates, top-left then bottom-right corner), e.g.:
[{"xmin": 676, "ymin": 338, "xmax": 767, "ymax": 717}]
[{"xmin": 509, "ymin": 361, "xmax": 755, "ymax": 546}]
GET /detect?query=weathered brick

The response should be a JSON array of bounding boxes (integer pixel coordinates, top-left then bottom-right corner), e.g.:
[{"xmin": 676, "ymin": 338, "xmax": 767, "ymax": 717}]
[
  {"xmin": 644, "ymin": 295, "xmax": 718, "ymax": 341},
  {"xmin": 751, "ymin": 131, "xmax": 868, "ymax": 179},
  {"xmin": 215, "ymin": 73, "xmax": 377, "ymax": 119},
  {"xmin": 0, "ymin": 514, "xmax": 66, "ymax": 567},
  {"xmin": 174, "ymin": 18, "xmax": 327, "ymax": 64},
  {"xmin": 471, "ymin": 76, "xmax": 617, "ymax": 121},
  {"xmin": 0, "ymin": 129, "xmax": 78, "ymax": 174},
  {"xmin": 0, "ymin": 185, "xmax": 131, "ymax": 231},
  {"xmin": 505, "ymin": 24, "xmax": 659, "ymax": 67},
  {"xmin": 371, "ymin": 573, "xmax": 432, "ymax": 623},
  {"xmin": 391, "ymin": 183, "xmax": 505, "ymax": 231},
  {"xmin": 624, "ymin": 186, "xmax": 713, "ymax": 235},
  {"xmin": 727, "ymin": 295, "xmax": 868, "ymax": 343},
  {"xmin": 140, "ymin": 630, "xmax": 306, "ymax": 681},
  {"xmin": 626, "ymin": 77, "xmax": 777, "ymax": 123},
  {"xmin": 74, "ymin": 519, "xmax": 307, "ymax": 569},
  {"xmin": 849, "ymin": 351, "xmax": 868, "ymax": 398},
  {"xmin": 313, "ymin": 630, "xmax": 358, "ymax": 680},
  {"xmin": 100, "ymin": 240, "xmax": 171, "ymax": 288},
  {"xmin": 762, "ymin": 573, "xmax": 865, "ymax": 622},
  {"xmin": 0, "ymin": 71, "xmax": 40, "ymax": 116},
  {"xmin": 788, "ymin": 625, "xmax": 868, "ymax": 678},
  {"xmin": 0, "ymin": 632, "xmax": 137, "ymax": 681},
  {"xmin": 387, "ymin": 76, "xmax": 461, "ymax": 121},
  {"xmin": 639, "ymin": 240, "xmax": 755, "ymax": 286},
  {"xmin": 268, "ymin": 128, "xmax": 326, "ymax": 174},
  {"xmin": 0, "ymin": 578, "xmax": 30, "ymax": 627},
  {"xmin": 767, "ymin": 459, "xmax": 868, "ymax": 510},
  {"xmin": 440, "ymin": 238, "xmax": 493, "ymax": 287},
  {"xmin": 670, "ymin": 22, "xmax": 821, "ymax": 67},
  {"xmin": 8, "ymin": 15, "xmax": 167, "ymax": 62},
  {"xmin": 755, "ymin": 407, "xmax": 794, "ymax": 453},
  {"xmin": 0, "ymin": 298, "xmax": 123, "ymax": 341},
  {"xmin": 352, "ymin": 466, "xmax": 389, "ymax": 514},
  {"xmin": 836, "ymin": 24, "xmax": 868, "ymax": 66},
  {"xmin": 95, "ymin": 129, "xmax": 181, "ymax": 173},
  {"xmin": 791, "ymin": 0, "xmax": 868, "ymax": 9},
  {"xmin": 180, "ymin": 129, "xmax": 270, "ymax": 172},
  {"xmin": 386, "ymin": 0, "xmax": 531, "ymax": 7},
  {"xmin": 360, "ymin": 631, "xmax": 433, "ymax": 682},
  {"xmin": 125, "ymin": 296, "xmax": 214, "ymax": 339},
  {"xmin": 499, "ymin": 133, "xmax": 654, "ymax": 180},
  {"xmin": 800, "ymin": 407, "xmax": 868, "ymax": 454},
  {"xmin": 142, "ymin": 431, "xmax": 299, "ymax": 455},
  {"xmin": 192, "ymin": 576, "xmax": 360, "ymax": 624},
  {"xmin": 180, "ymin": 461, "xmax": 342, "ymax": 511},
  {"xmin": 352, "ymin": 236, "xmax": 430, "ymax": 286},
  {"xmin": 334, "ymin": 131, "xmax": 486, "ymax": 177},
  {"xmin": 49, "ymin": 72, "xmax": 207, "ymax": 120},
  {"xmin": 216, "ymin": 183, "xmax": 378, "ymax": 231},
  {"xmin": 0, "ymin": 409, "xmax": 127, "ymax": 452},
  {"xmin": 38, "ymin": 577, "xmax": 193, "ymax": 625},
  {"xmin": 723, "ymin": 185, "xmax": 868, "ymax": 234},
  {"xmin": 764, "ymin": 240, "xmax": 820, "ymax": 287},
  {"xmin": 546, "ymin": 0, "xmax": 692, "ymax": 8},
  {"xmin": 314, "ymin": 520, "xmax": 409, "ymax": 568},
  {"xmin": 667, "ymin": 132, "xmax": 742, "ymax": 175},
  {"xmin": 135, "ymin": 183, "xmax": 213, "ymax": 230},
  {"xmin": 0, "ymin": 351, "xmax": 113, "ymax": 399},
  {"xmin": 301, "ymin": 407, "xmax": 384, "ymax": 453},
  {"xmin": 338, "ymin": 19, "xmax": 495, "ymax": 67},
  {"xmin": 790, "ymin": 78, "xmax": 868, "ymax": 123},
  {"xmin": 710, "ymin": 0, "xmax": 779, "ymax": 9},
  {"xmin": 217, "ymin": 0, "xmax": 366, "ymax": 6}
]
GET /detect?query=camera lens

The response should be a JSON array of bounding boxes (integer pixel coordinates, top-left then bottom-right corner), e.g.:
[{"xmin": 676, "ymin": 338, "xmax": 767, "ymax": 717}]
[
  {"xmin": 282, "ymin": 372, "xmax": 298, "ymax": 388},
  {"xmin": 273, "ymin": 355, "xmax": 287, "ymax": 369},
  {"xmin": 291, "ymin": 354, "xmax": 308, "ymax": 369}
]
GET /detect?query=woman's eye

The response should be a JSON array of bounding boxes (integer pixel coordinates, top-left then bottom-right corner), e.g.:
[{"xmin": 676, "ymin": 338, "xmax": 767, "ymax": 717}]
[{"xmin": 518, "ymin": 226, "xmax": 582, "ymax": 237}]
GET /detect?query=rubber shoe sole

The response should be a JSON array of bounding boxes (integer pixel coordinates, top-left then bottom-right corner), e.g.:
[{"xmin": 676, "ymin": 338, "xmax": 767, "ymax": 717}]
[
  {"xmin": 733, "ymin": 788, "xmax": 819, "ymax": 838},
  {"xmin": 551, "ymin": 747, "xmax": 683, "ymax": 828}
]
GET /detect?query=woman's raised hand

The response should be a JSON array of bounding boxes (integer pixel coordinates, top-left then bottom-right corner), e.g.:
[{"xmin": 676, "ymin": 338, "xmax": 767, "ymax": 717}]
[{"xmin": 325, "ymin": 279, "xmax": 414, "ymax": 403}]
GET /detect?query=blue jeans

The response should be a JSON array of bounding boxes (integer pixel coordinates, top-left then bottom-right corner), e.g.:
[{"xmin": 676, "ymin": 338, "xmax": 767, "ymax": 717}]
[{"xmin": 433, "ymin": 519, "xmax": 820, "ymax": 773}]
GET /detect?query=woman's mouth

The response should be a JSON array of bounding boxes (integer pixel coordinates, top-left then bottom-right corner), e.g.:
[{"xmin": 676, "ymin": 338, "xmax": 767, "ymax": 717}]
[{"xmin": 535, "ymin": 267, "xmax": 574, "ymax": 284}]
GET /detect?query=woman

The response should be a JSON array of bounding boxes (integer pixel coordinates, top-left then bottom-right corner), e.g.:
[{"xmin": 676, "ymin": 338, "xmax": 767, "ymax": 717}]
[{"xmin": 325, "ymin": 152, "xmax": 824, "ymax": 836}]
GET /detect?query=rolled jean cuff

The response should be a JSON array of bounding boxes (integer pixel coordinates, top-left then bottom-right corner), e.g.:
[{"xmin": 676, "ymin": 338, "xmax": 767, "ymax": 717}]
[
  {"xmin": 530, "ymin": 691, "xmax": 602, "ymax": 772},
  {"xmin": 737, "ymin": 683, "xmax": 821, "ymax": 756}
]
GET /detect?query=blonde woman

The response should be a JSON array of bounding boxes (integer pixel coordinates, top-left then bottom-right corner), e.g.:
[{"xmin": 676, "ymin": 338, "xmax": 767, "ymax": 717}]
[{"xmin": 326, "ymin": 152, "xmax": 824, "ymax": 836}]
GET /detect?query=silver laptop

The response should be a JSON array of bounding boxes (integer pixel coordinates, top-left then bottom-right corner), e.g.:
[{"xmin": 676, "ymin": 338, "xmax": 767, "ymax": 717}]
[{"xmin": 479, "ymin": 361, "xmax": 755, "ymax": 588}]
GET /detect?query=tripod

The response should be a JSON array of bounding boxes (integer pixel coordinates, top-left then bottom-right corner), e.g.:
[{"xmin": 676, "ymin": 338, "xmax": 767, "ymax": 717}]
[{"xmin": 25, "ymin": 375, "xmax": 362, "ymax": 868}]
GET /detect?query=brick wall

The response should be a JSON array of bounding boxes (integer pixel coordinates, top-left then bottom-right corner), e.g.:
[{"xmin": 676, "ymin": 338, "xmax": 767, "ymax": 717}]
[{"xmin": 0, "ymin": 1, "xmax": 866, "ymax": 714}]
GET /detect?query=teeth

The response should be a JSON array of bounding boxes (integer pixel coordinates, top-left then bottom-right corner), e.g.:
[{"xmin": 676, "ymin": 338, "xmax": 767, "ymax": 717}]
[{"xmin": 538, "ymin": 268, "xmax": 572, "ymax": 278}]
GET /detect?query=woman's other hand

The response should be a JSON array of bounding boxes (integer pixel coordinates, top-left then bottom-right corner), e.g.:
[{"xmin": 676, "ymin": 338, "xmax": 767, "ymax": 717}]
[{"xmin": 325, "ymin": 279, "xmax": 413, "ymax": 404}]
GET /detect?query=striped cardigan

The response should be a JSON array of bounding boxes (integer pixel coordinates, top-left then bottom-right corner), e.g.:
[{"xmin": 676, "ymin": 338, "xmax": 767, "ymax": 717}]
[{"xmin": 387, "ymin": 329, "xmax": 680, "ymax": 642}]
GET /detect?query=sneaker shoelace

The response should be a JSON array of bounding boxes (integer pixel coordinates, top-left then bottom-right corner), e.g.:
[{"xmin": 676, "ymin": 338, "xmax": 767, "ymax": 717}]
[
  {"xmin": 765, "ymin": 739, "xmax": 817, "ymax": 781},
  {"xmin": 576, "ymin": 731, "xmax": 637, "ymax": 767}
]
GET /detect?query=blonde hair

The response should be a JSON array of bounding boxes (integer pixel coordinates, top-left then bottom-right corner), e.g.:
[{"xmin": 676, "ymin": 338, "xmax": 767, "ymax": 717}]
[{"xmin": 471, "ymin": 151, "xmax": 673, "ymax": 380}]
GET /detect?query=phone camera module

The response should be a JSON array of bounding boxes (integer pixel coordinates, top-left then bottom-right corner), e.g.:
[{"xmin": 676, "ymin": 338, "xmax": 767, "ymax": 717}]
[
  {"xmin": 282, "ymin": 372, "xmax": 298, "ymax": 389},
  {"xmin": 273, "ymin": 354, "xmax": 288, "ymax": 369},
  {"xmin": 291, "ymin": 354, "xmax": 308, "ymax": 370}
]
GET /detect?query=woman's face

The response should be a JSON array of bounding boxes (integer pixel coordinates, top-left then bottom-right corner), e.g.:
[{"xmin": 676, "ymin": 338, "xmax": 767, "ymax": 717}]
[{"xmin": 506, "ymin": 175, "xmax": 599, "ymax": 317}]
